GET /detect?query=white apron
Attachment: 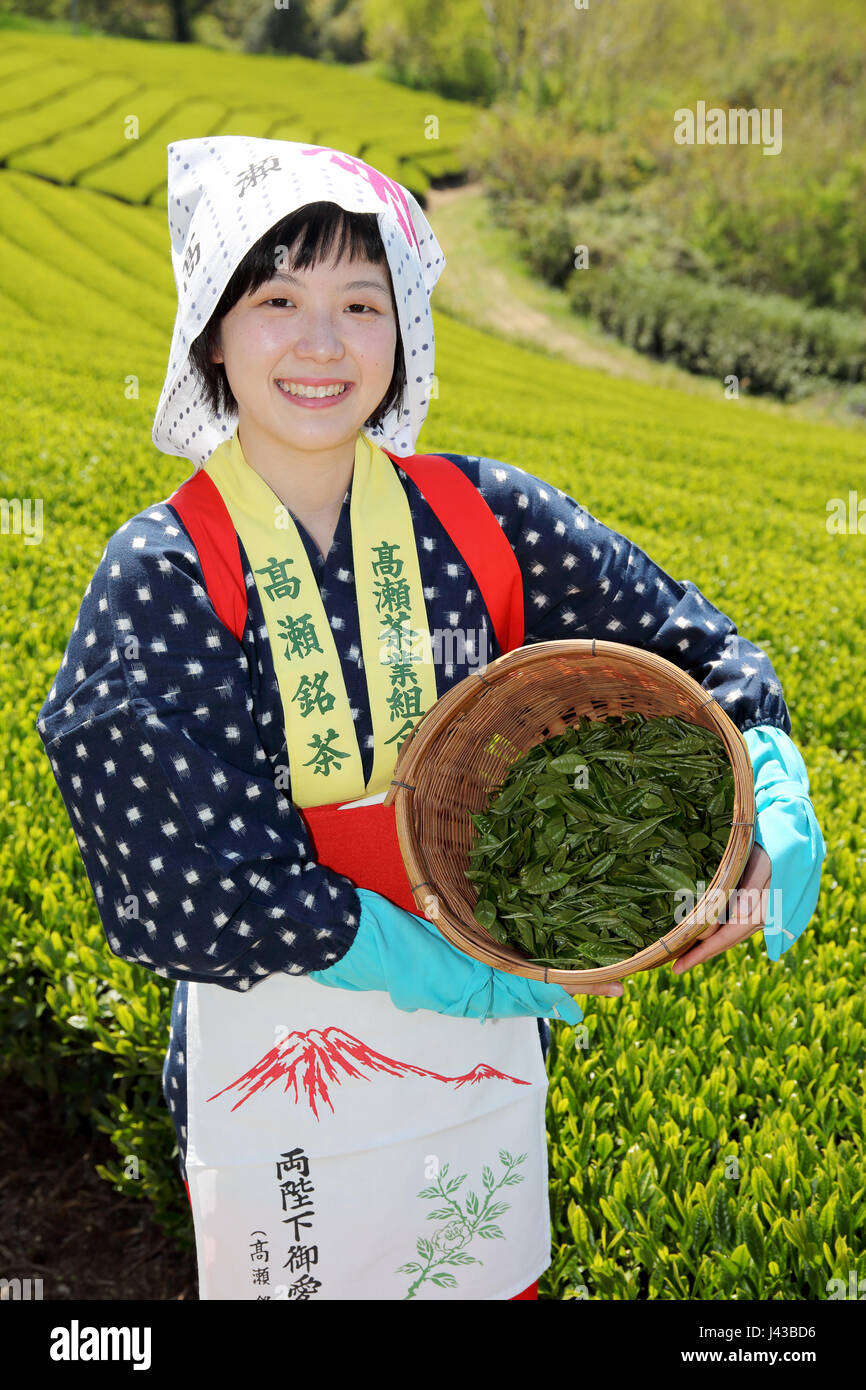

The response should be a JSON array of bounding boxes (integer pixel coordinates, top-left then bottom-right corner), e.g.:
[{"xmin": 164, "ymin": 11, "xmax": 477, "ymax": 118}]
[{"xmin": 184, "ymin": 805, "xmax": 552, "ymax": 1301}]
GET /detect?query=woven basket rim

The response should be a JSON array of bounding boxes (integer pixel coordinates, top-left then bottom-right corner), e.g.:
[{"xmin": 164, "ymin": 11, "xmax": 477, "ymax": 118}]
[{"xmin": 384, "ymin": 639, "xmax": 756, "ymax": 985}]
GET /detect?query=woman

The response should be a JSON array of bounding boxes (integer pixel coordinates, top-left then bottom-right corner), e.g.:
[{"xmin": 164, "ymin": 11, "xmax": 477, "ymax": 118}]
[{"xmin": 37, "ymin": 136, "xmax": 825, "ymax": 1300}]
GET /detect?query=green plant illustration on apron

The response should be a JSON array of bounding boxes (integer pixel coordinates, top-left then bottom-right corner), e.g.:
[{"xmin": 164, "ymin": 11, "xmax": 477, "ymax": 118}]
[{"xmin": 397, "ymin": 1151, "xmax": 527, "ymax": 1299}]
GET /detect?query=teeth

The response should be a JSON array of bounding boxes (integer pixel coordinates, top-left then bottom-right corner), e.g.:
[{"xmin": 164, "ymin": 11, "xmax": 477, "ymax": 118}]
[{"xmin": 277, "ymin": 381, "xmax": 348, "ymax": 398}]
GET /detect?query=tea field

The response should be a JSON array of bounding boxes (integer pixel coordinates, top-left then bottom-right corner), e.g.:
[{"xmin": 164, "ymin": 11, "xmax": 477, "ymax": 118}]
[
  {"xmin": 0, "ymin": 29, "xmax": 472, "ymax": 199},
  {"xmin": 1, "ymin": 29, "xmax": 864, "ymax": 1300}
]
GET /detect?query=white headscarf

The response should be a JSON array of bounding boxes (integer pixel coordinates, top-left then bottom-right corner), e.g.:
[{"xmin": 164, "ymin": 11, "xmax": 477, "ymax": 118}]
[{"xmin": 152, "ymin": 136, "xmax": 446, "ymax": 468}]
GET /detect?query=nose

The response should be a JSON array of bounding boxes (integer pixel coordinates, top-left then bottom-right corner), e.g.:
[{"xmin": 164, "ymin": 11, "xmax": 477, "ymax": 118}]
[{"xmin": 293, "ymin": 306, "xmax": 346, "ymax": 361}]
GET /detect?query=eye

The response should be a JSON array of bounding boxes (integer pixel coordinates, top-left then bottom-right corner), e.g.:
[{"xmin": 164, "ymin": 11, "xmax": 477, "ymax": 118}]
[{"xmin": 262, "ymin": 296, "xmax": 380, "ymax": 313}]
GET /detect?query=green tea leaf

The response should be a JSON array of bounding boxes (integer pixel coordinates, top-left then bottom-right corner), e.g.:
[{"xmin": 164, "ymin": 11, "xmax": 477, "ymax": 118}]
[{"xmin": 466, "ymin": 712, "xmax": 733, "ymax": 969}]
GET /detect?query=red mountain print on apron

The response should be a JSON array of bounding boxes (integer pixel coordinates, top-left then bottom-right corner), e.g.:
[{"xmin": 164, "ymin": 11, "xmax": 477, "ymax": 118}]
[{"xmin": 206, "ymin": 1026, "xmax": 530, "ymax": 1119}]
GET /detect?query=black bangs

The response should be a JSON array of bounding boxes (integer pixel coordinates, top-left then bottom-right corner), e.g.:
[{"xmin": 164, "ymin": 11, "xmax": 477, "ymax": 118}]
[
  {"xmin": 224, "ymin": 201, "xmax": 391, "ymax": 299},
  {"xmin": 188, "ymin": 201, "xmax": 406, "ymax": 428}
]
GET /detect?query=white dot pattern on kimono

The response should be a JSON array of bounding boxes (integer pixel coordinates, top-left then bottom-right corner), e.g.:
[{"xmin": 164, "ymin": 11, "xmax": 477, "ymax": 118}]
[
  {"xmin": 152, "ymin": 136, "xmax": 445, "ymax": 467},
  {"xmin": 38, "ymin": 454, "xmax": 791, "ymax": 1180}
]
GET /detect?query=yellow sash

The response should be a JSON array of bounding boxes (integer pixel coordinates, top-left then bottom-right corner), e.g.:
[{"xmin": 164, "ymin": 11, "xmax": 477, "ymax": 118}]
[{"xmin": 204, "ymin": 427, "xmax": 437, "ymax": 807}]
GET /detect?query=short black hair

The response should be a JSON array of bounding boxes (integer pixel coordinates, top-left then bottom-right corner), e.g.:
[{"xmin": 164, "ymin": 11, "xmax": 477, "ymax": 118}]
[{"xmin": 188, "ymin": 201, "xmax": 405, "ymax": 432}]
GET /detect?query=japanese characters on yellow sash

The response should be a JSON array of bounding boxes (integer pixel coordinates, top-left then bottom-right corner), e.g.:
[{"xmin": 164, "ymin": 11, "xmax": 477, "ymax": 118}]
[{"xmin": 204, "ymin": 427, "xmax": 438, "ymax": 807}]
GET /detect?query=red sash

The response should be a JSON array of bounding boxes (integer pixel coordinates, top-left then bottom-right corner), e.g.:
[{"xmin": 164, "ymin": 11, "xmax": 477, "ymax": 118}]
[{"xmin": 166, "ymin": 449, "xmax": 524, "ymax": 912}]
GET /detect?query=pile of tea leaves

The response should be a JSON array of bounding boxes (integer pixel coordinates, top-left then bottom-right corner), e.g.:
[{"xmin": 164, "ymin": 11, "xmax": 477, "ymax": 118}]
[{"xmin": 467, "ymin": 712, "xmax": 735, "ymax": 969}]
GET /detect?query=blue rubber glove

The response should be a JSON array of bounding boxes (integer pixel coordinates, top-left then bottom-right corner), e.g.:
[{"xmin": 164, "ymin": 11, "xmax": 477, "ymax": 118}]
[
  {"xmin": 309, "ymin": 887, "xmax": 584, "ymax": 1024},
  {"xmin": 742, "ymin": 725, "xmax": 827, "ymax": 961}
]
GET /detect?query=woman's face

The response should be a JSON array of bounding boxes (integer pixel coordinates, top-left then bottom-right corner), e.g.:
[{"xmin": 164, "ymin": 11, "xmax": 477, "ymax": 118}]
[{"xmin": 211, "ymin": 244, "xmax": 398, "ymax": 459}]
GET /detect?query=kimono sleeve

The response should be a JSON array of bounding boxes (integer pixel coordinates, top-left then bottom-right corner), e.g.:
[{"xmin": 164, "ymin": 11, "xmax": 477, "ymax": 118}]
[
  {"xmin": 475, "ymin": 457, "xmax": 791, "ymax": 736},
  {"xmin": 35, "ymin": 506, "xmax": 362, "ymax": 992}
]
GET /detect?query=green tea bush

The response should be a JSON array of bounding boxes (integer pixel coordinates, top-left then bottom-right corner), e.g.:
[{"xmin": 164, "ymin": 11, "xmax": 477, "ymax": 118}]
[
  {"xmin": 543, "ymin": 964, "xmax": 866, "ymax": 1300},
  {"xmin": 567, "ymin": 265, "xmax": 866, "ymax": 399}
]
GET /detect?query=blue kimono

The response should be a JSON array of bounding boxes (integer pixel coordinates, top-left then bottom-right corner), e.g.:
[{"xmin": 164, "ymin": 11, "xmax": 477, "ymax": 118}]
[{"xmin": 36, "ymin": 452, "xmax": 803, "ymax": 1182}]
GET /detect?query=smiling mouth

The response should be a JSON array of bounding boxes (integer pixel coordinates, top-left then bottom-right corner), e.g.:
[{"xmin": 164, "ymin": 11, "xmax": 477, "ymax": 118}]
[{"xmin": 275, "ymin": 380, "xmax": 353, "ymax": 399}]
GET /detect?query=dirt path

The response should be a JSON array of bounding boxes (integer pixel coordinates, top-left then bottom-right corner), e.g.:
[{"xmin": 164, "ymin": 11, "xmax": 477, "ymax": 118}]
[{"xmin": 425, "ymin": 182, "xmax": 650, "ymax": 379}]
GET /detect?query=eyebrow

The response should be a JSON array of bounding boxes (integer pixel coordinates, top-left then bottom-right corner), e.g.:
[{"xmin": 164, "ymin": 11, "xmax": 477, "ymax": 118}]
[{"xmin": 267, "ymin": 270, "xmax": 390, "ymax": 294}]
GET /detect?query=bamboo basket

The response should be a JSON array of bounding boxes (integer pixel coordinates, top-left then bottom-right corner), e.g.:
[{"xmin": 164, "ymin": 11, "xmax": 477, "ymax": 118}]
[{"xmin": 382, "ymin": 638, "xmax": 756, "ymax": 987}]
